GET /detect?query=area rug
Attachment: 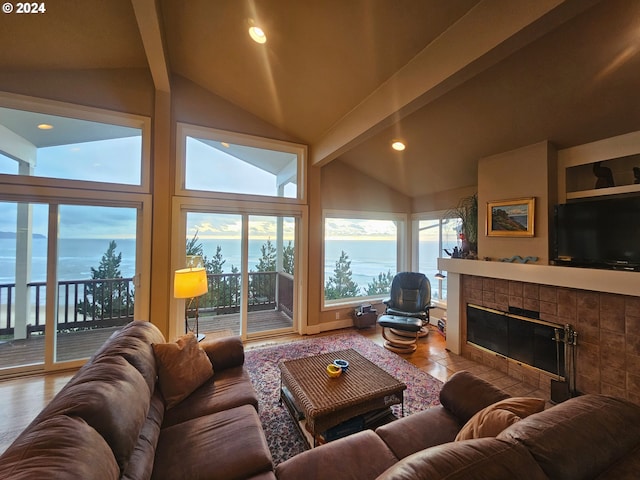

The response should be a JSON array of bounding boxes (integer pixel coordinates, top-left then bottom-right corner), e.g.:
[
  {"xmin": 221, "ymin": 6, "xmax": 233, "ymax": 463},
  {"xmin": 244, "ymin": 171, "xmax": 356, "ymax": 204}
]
[{"xmin": 244, "ymin": 332, "xmax": 443, "ymax": 466}]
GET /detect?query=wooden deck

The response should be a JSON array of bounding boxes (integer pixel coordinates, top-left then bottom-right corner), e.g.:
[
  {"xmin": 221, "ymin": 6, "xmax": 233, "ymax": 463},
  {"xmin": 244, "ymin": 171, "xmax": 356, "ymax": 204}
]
[{"xmin": 0, "ymin": 310, "xmax": 293, "ymax": 370}]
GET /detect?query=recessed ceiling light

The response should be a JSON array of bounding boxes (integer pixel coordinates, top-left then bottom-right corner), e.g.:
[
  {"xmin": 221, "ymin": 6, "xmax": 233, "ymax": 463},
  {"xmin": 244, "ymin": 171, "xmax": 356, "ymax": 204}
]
[
  {"xmin": 37, "ymin": 123, "xmax": 53, "ymax": 130},
  {"xmin": 249, "ymin": 26, "xmax": 267, "ymax": 44},
  {"xmin": 392, "ymin": 141, "xmax": 406, "ymax": 151}
]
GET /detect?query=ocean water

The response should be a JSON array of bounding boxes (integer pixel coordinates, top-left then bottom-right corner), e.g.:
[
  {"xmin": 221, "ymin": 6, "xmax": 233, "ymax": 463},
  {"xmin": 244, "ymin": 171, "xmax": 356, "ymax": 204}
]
[{"xmin": 1, "ymin": 238, "xmax": 443, "ymax": 292}]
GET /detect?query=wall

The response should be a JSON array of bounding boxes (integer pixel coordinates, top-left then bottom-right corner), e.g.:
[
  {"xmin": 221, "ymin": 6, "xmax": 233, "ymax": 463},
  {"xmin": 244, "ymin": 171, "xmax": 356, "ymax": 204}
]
[
  {"xmin": 0, "ymin": 68, "xmax": 154, "ymax": 116},
  {"xmin": 459, "ymin": 274, "xmax": 640, "ymax": 405},
  {"xmin": 478, "ymin": 141, "xmax": 557, "ymax": 263},
  {"xmin": 412, "ymin": 185, "xmax": 477, "ymax": 214},
  {"xmin": 305, "ymin": 160, "xmax": 411, "ymax": 330}
]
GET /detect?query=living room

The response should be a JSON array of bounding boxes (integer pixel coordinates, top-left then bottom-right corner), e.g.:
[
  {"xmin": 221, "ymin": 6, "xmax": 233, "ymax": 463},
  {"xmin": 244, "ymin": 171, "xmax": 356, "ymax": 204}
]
[{"xmin": 1, "ymin": 0, "xmax": 640, "ymax": 477}]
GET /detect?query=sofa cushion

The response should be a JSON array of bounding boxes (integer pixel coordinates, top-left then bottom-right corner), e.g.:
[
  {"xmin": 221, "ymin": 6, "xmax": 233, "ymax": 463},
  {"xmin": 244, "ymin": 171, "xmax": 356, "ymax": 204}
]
[
  {"xmin": 121, "ymin": 389, "xmax": 165, "ymax": 480},
  {"xmin": 152, "ymin": 404, "xmax": 273, "ymax": 480},
  {"xmin": 201, "ymin": 335, "xmax": 246, "ymax": 370},
  {"xmin": 94, "ymin": 321, "xmax": 165, "ymax": 393},
  {"xmin": 375, "ymin": 405, "xmax": 462, "ymax": 459},
  {"xmin": 375, "ymin": 438, "xmax": 548, "ymax": 480},
  {"xmin": 153, "ymin": 332, "xmax": 214, "ymax": 409},
  {"xmin": 439, "ymin": 371, "xmax": 509, "ymax": 423},
  {"xmin": 276, "ymin": 429, "xmax": 398, "ymax": 480},
  {"xmin": 455, "ymin": 397, "xmax": 545, "ymax": 441},
  {"xmin": 498, "ymin": 394, "xmax": 640, "ymax": 480},
  {"xmin": 162, "ymin": 365, "xmax": 259, "ymax": 428},
  {"xmin": 38, "ymin": 355, "xmax": 150, "ymax": 472},
  {"xmin": 0, "ymin": 415, "xmax": 120, "ymax": 480}
]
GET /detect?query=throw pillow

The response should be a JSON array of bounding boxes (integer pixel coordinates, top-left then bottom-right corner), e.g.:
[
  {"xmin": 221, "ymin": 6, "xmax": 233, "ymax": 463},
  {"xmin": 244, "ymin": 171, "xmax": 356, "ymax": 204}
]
[
  {"xmin": 455, "ymin": 396, "xmax": 545, "ymax": 441},
  {"xmin": 152, "ymin": 332, "xmax": 214, "ymax": 409}
]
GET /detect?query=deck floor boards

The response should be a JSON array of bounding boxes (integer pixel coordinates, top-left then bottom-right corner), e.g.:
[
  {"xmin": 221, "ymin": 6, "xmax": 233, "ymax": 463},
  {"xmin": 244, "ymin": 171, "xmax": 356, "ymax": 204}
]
[{"xmin": 0, "ymin": 310, "xmax": 293, "ymax": 369}]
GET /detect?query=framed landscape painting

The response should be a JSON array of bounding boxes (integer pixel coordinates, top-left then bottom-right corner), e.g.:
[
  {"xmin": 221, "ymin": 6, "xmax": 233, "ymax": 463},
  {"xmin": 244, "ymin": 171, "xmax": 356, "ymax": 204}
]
[{"xmin": 486, "ymin": 198, "xmax": 535, "ymax": 237}]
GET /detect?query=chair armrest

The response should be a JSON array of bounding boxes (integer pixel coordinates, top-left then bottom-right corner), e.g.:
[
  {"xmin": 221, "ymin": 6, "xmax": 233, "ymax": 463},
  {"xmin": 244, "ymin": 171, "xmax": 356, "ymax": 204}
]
[{"xmin": 200, "ymin": 335, "xmax": 245, "ymax": 371}]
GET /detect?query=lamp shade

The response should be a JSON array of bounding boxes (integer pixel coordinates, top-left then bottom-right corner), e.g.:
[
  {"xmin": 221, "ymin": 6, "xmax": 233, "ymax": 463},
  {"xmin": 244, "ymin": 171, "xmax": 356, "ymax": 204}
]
[{"xmin": 174, "ymin": 267, "xmax": 208, "ymax": 298}]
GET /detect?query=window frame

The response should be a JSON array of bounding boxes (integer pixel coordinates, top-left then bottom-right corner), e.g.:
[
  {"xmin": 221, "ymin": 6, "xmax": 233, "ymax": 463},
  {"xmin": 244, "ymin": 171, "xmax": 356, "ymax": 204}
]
[
  {"xmin": 411, "ymin": 210, "xmax": 458, "ymax": 306},
  {"xmin": 170, "ymin": 196, "xmax": 308, "ymax": 341},
  {"xmin": 0, "ymin": 93, "xmax": 152, "ymax": 377},
  {"xmin": 175, "ymin": 122, "xmax": 307, "ymax": 204},
  {"xmin": 0, "ymin": 92, "xmax": 151, "ymax": 194},
  {"xmin": 322, "ymin": 209, "xmax": 408, "ymax": 310}
]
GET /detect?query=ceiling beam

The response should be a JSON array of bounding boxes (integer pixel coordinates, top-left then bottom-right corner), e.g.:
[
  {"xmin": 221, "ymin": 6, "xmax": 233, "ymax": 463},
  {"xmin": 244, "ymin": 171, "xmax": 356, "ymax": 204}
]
[
  {"xmin": 131, "ymin": 0, "xmax": 171, "ymax": 93},
  {"xmin": 310, "ymin": 0, "xmax": 601, "ymax": 167}
]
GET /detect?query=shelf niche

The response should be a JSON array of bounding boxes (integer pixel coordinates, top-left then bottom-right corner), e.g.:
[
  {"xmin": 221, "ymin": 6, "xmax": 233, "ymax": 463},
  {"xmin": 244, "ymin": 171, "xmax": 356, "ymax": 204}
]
[{"xmin": 559, "ymin": 130, "xmax": 640, "ymax": 202}]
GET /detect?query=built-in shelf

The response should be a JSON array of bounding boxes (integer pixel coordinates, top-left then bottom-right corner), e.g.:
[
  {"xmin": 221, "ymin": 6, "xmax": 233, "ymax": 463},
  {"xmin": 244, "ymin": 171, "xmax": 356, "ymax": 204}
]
[
  {"xmin": 438, "ymin": 258, "xmax": 638, "ymax": 297},
  {"xmin": 558, "ymin": 130, "xmax": 640, "ymax": 203},
  {"xmin": 566, "ymin": 183, "xmax": 640, "ymax": 200}
]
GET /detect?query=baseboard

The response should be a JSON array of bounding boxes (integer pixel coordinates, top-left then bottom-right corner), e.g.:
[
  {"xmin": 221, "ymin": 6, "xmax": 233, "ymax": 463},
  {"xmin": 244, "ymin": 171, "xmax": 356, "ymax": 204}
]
[{"xmin": 302, "ymin": 319, "xmax": 355, "ymax": 335}]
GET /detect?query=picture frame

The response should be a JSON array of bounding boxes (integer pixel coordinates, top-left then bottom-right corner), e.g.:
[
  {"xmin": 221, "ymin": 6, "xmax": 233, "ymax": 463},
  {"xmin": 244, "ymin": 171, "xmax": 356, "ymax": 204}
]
[{"xmin": 486, "ymin": 197, "xmax": 535, "ymax": 237}]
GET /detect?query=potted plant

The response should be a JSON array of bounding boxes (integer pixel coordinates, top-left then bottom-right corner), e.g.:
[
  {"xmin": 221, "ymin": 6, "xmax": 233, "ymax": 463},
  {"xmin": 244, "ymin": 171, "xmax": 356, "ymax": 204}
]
[{"xmin": 447, "ymin": 193, "xmax": 478, "ymax": 258}]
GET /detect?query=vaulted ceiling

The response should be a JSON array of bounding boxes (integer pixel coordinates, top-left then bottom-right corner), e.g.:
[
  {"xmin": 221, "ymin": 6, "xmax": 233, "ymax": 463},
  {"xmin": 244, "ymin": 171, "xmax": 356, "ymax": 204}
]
[{"xmin": 1, "ymin": 0, "xmax": 639, "ymax": 198}]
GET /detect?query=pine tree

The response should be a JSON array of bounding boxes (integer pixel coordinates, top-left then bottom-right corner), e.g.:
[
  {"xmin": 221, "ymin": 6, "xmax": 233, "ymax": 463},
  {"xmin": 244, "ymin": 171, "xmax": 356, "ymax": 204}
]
[
  {"xmin": 366, "ymin": 270, "xmax": 394, "ymax": 296},
  {"xmin": 324, "ymin": 250, "xmax": 360, "ymax": 299},
  {"xmin": 251, "ymin": 239, "xmax": 277, "ymax": 304},
  {"xmin": 78, "ymin": 240, "xmax": 132, "ymax": 321},
  {"xmin": 256, "ymin": 239, "xmax": 276, "ymax": 272},
  {"xmin": 283, "ymin": 241, "xmax": 294, "ymax": 275}
]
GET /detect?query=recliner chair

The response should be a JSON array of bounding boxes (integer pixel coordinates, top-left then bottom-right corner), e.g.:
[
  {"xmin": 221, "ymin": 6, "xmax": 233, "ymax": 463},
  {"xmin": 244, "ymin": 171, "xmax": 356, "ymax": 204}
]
[{"xmin": 377, "ymin": 272, "xmax": 433, "ymax": 353}]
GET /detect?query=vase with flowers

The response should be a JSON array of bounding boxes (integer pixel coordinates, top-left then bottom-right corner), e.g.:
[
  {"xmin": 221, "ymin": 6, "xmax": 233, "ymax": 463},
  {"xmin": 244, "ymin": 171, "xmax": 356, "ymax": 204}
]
[{"xmin": 446, "ymin": 193, "xmax": 478, "ymax": 259}]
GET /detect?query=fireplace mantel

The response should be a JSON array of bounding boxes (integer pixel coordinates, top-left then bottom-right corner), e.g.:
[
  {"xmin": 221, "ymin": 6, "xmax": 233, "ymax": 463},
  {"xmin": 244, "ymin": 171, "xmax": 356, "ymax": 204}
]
[
  {"xmin": 437, "ymin": 258, "xmax": 639, "ymax": 354},
  {"xmin": 438, "ymin": 258, "xmax": 638, "ymax": 297}
]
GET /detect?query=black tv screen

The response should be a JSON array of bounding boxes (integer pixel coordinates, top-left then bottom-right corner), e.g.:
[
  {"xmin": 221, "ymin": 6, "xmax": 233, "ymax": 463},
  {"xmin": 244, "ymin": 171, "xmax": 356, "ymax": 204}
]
[{"xmin": 554, "ymin": 195, "xmax": 640, "ymax": 271}]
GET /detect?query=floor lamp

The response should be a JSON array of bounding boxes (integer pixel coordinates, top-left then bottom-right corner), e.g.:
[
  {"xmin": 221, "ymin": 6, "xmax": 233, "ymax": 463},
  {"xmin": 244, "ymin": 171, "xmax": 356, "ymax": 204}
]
[{"xmin": 174, "ymin": 265, "xmax": 209, "ymax": 342}]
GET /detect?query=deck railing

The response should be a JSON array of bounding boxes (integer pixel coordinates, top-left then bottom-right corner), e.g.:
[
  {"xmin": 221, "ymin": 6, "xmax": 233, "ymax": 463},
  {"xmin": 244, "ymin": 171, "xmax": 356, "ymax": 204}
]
[
  {"xmin": 0, "ymin": 278, "xmax": 135, "ymax": 336},
  {"xmin": 0, "ymin": 271, "xmax": 293, "ymax": 336}
]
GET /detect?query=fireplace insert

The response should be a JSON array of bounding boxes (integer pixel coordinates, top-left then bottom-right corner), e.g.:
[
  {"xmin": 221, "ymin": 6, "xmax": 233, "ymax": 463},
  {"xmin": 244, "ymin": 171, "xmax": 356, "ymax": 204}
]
[{"xmin": 466, "ymin": 304, "xmax": 571, "ymax": 378}]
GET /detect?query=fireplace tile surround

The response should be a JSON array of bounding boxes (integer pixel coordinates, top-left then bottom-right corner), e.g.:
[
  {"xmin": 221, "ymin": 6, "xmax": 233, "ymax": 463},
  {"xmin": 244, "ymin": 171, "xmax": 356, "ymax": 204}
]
[{"xmin": 439, "ymin": 259, "xmax": 640, "ymax": 405}]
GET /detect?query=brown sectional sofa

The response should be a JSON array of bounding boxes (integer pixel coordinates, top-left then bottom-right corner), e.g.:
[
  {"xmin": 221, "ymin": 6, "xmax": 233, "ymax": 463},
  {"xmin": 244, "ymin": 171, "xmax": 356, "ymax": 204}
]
[
  {"xmin": 0, "ymin": 321, "xmax": 275, "ymax": 480},
  {"xmin": 276, "ymin": 371, "xmax": 640, "ymax": 480}
]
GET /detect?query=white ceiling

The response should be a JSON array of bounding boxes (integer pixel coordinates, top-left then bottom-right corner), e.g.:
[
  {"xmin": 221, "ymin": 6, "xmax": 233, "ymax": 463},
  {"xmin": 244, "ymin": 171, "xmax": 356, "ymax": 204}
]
[{"xmin": 0, "ymin": 0, "xmax": 638, "ymax": 198}]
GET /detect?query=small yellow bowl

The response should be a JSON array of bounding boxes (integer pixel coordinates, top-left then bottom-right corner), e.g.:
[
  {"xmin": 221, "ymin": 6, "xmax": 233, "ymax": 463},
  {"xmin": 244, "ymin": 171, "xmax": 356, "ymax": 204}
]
[{"xmin": 326, "ymin": 364, "xmax": 342, "ymax": 378}]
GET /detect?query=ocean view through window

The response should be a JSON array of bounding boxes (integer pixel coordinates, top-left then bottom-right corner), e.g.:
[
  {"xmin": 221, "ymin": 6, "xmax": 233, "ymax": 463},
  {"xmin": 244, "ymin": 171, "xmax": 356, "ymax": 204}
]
[
  {"xmin": 0, "ymin": 95, "xmax": 151, "ymax": 376},
  {"xmin": 323, "ymin": 213, "xmax": 407, "ymax": 306}
]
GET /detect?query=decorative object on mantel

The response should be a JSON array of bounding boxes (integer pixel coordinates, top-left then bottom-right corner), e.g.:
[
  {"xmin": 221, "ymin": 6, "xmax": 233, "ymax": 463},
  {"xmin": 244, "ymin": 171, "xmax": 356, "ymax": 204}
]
[
  {"xmin": 446, "ymin": 192, "xmax": 478, "ymax": 258},
  {"xmin": 592, "ymin": 161, "xmax": 615, "ymax": 188},
  {"xmin": 444, "ymin": 246, "xmax": 461, "ymax": 258},
  {"xmin": 487, "ymin": 197, "xmax": 535, "ymax": 237},
  {"xmin": 634, "ymin": 166, "xmax": 640, "ymax": 184},
  {"xmin": 500, "ymin": 255, "xmax": 539, "ymax": 263}
]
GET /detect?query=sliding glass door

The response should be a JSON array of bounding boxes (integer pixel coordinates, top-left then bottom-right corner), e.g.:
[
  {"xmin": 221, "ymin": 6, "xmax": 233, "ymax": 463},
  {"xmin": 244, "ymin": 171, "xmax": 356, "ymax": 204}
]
[
  {"xmin": 0, "ymin": 201, "xmax": 48, "ymax": 370},
  {"xmin": 181, "ymin": 209, "xmax": 300, "ymax": 339},
  {"xmin": 0, "ymin": 199, "xmax": 147, "ymax": 375},
  {"xmin": 247, "ymin": 215, "xmax": 295, "ymax": 335},
  {"xmin": 54, "ymin": 205, "xmax": 138, "ymax": 362}
]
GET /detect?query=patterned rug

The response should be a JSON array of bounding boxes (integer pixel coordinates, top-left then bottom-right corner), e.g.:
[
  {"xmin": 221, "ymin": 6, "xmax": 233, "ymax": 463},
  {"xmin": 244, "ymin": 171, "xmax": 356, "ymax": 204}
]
[{"xmin": 244, "ymin": 331, "xmax": 443, "ymax": 466}]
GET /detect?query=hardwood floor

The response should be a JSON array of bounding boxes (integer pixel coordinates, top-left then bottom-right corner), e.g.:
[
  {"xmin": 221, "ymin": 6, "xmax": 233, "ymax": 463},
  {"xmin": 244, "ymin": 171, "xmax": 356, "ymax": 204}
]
[{"xmin": 0, "ymin": 323, "xmax": 550, "ymax": 455}]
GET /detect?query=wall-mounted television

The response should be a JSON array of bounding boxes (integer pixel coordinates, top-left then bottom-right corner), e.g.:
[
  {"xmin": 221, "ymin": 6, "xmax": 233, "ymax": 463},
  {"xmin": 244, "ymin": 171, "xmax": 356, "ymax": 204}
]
[{"xmin": 553, "ymin": 195, "xmax": 640, "ymax": 271}]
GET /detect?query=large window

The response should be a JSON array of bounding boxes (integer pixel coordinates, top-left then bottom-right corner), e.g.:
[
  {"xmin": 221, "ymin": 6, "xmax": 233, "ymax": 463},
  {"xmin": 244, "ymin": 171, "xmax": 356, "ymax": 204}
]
[
  {"xmin": 174, "ymin": 124, "xmax": 307, "ymax": 339},
  {"xmin": 178, "ymin": 123, "xmax": 304, "ymax": 201},
  {"xmin": 0, "ymin": 100, "xmax": 147, "ymax": 187},
  {"xmin": 323, "ymin": 212, "xmax": 406, "ymax": 307},
  {"xmin": 0, "ymin": 94, "xmax": 151, "ymax": 377},
  {"xmin": 414, "ymin": 214, "xmax": 460, "ymax": 302}
]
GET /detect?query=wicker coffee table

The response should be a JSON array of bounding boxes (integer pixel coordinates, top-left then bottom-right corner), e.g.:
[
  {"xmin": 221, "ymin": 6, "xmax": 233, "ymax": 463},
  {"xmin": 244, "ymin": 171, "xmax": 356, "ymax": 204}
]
[{"xmin": 279, "ymin": 348, "xmax": 406, "ymax": 446}]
